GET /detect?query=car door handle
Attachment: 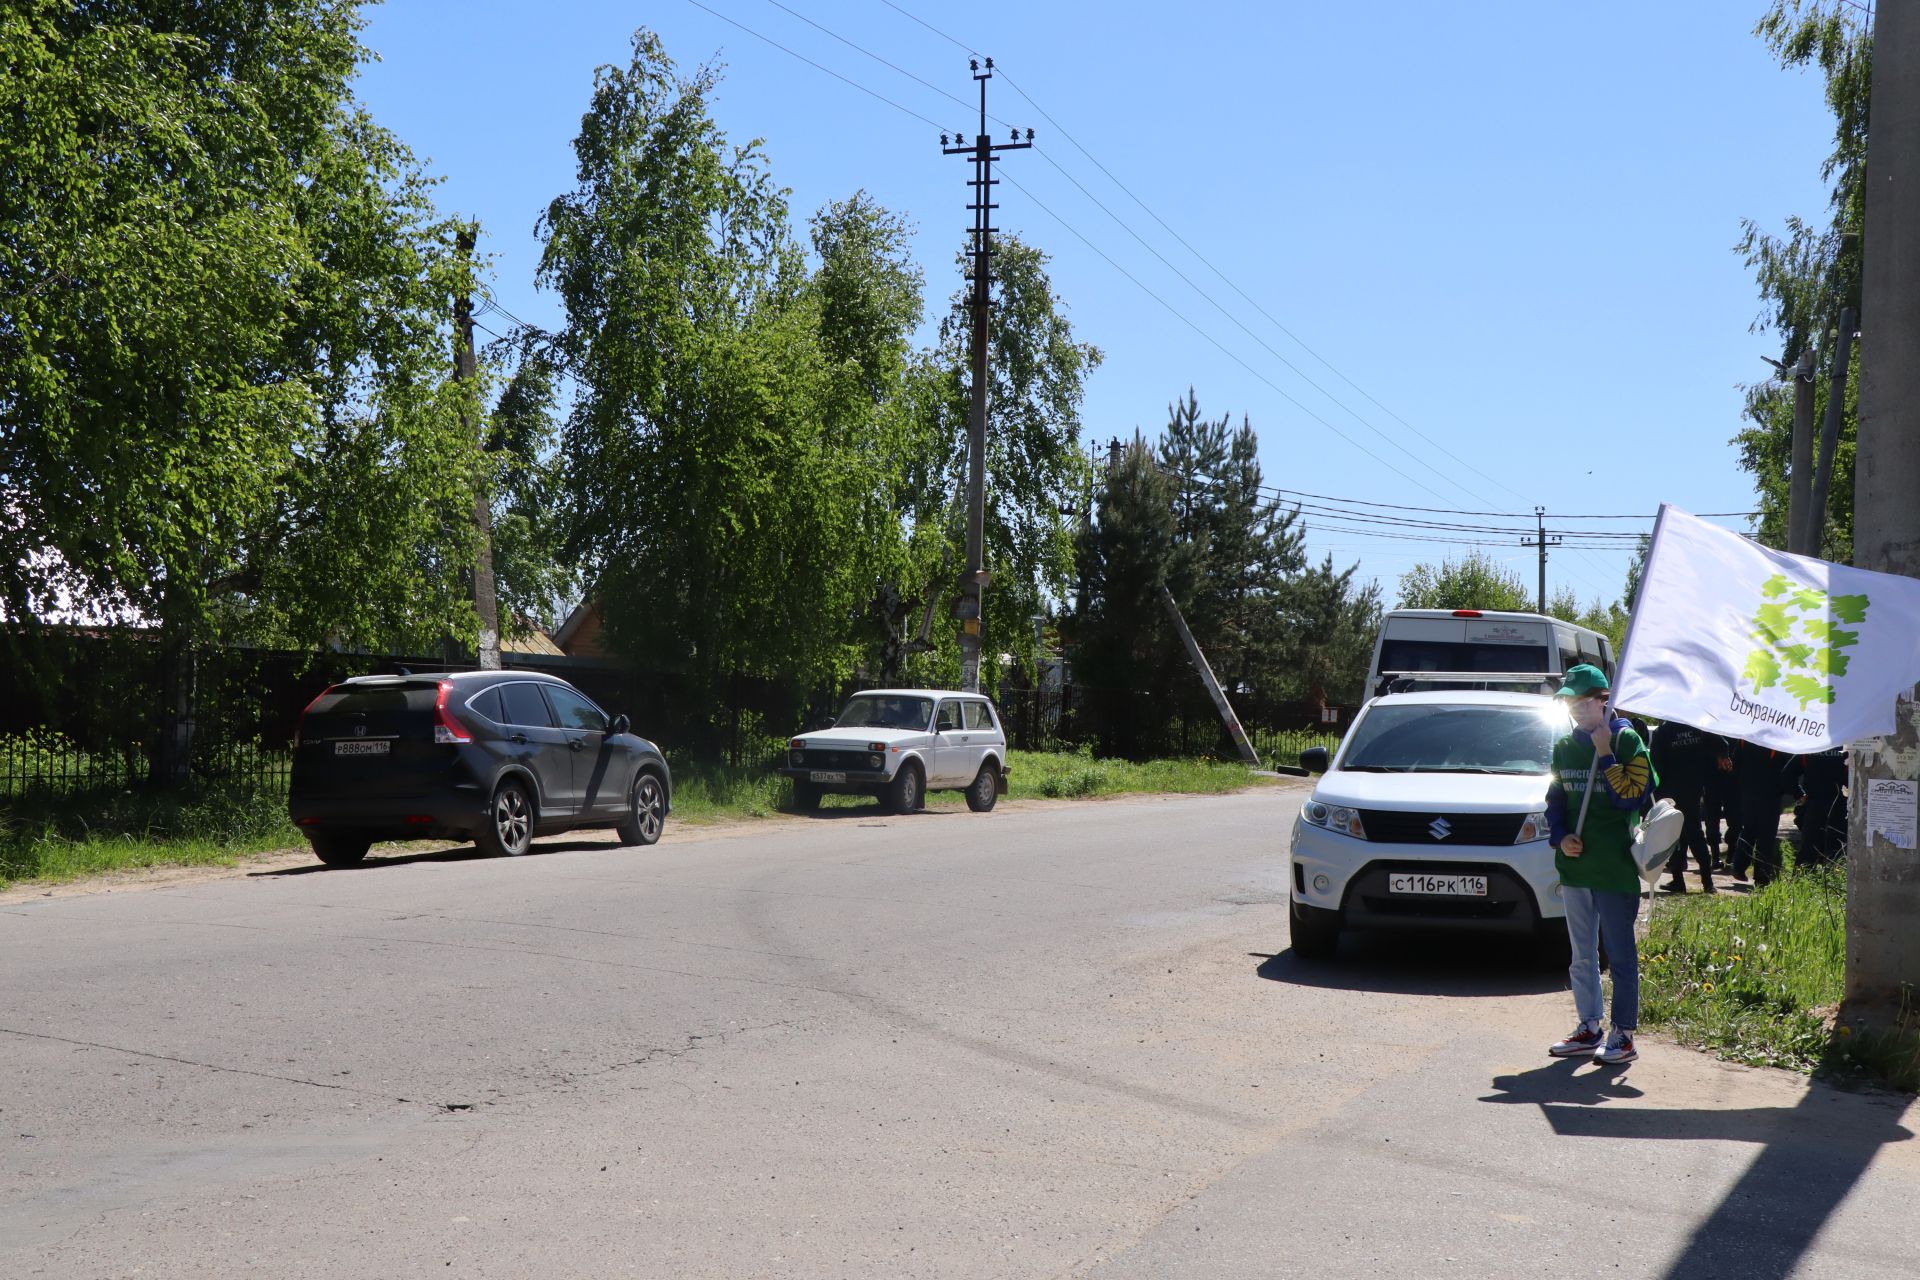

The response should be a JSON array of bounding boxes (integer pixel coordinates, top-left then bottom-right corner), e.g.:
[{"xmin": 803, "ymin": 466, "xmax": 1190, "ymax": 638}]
[
  {"xmin": 569, "ymin": 739, "xmax": 584, "ymax": 752},
  {"xmin": 512, "ymin": 734, "xmax": 529, "ymax": 745}
]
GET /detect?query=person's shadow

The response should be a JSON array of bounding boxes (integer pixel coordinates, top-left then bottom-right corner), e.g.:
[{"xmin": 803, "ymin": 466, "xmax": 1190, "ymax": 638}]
[
  {"xmin": 1481, "ymin": 1057, "xmax": 1646, "ymax": 1107},
  {"xmin": 1482, "ymin": 1056, "xmax": 1913, "ymax": 1279}
]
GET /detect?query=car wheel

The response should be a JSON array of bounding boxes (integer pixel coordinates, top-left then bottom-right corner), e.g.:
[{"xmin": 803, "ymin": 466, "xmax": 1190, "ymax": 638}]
[
  {"xmin": 1289, "ymin": 898, "xmax": 1340, "ymax": 960},
  {"xmin": 479, "ymin": 778, "xmax": 534, "ymax": 857},
  {"xmin": 309, "ymin": 831, "xmax": 371, "ymax": 868},
  {"xmin": 881, "ymin": 762, "xmax": 923, "ymax": 815},
  {"xmin": 965, "ymin": 763, "xmax": 999, "ymax": 813},
  {"xmin": 792, "ymin": 780, "xmax": 823, "ymax": 812},
  {"xmin": 617, "ymin": 771, "xmax": 666, "ymax": 846}
]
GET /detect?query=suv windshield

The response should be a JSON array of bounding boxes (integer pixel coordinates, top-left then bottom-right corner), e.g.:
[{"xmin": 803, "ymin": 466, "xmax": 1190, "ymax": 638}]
[
  {"xmin": 1339, "ymin": 703, "xmax": 1562, "ymax": 775},
  {"xmin": 836, "ymin": 695, "xmax": 934, "ymax": 731}
]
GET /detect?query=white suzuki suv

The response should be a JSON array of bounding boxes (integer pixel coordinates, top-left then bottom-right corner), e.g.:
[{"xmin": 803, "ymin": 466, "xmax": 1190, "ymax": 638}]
[
  {"xmin": 1288, "ymin": 690, "xmax": 1566, "ymax": 959},
  {"xmin": 780, "ymin": 689, "xmax": 1009, "ymax": 815}
]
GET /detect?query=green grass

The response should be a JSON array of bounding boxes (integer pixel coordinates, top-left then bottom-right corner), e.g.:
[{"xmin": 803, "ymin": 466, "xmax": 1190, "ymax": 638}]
[
  {"xmin": 1, "ymin": 782, "xmax": 303, "ymax": 889},
  {"xmin": 1643, "ymin": 863, "xmax": 1920, "ymax": 1092}
]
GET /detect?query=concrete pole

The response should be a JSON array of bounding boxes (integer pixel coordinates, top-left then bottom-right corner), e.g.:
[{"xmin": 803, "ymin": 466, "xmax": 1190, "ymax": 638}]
[
  {"xmin": 1847, "ymin": 0, "xmax": 1920, "ymax": 1024},
  {"xmin": 1808, "ymin": 308, "xmax": 1856, "ymax": 559},
  {"xmin": 1788, "ymin": 348, "xmax": 1816, "ymax": 554},
  {"xmin": 455, "ymin": 225, "xmax": 500, "ymax": 671}
]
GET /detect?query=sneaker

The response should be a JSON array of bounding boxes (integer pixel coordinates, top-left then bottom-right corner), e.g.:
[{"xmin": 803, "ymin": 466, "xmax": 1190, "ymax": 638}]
[
  {"xmin": 1661, "ymin": 877, "xmax": 1687, "ymax": 894},
  {"xmin": 1596, "ymin": 1028, "xmax": 1638, "ymax": 1065},
  {"xmin": 1549, "ymin": 1023, "xmax": 1605, "ymax": 1057}
]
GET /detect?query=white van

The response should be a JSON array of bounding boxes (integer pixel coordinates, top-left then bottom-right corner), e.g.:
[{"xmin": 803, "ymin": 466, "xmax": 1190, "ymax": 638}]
[{"xmin": 1367, "ymin": 609, "xmax": 1614, "ymax": 698}]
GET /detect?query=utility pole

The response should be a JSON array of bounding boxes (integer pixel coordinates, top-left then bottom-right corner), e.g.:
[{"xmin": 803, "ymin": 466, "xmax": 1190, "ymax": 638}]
[
  {"xmin": 941, "ymin": 59, "xmax": 1031, "ymax": 693},
  {"xmin": 455, "ymin": 224, "xmax": 500, "ymax": 671},
  {"xmin": 1787, "ymin": 347, "xmax": 1818, "ymax": 554},
  {"xmin": 1158, "ymin": 586, "xmax": 1262, "ymax": 768},
  {"xmin": 1521, "ymin": 507, "xmax": 1561, "ymax": 614},
  {"xmin": 1808, "ymin": 307, "xmax": 1857, "ymax": 557},
  {"xmin": 1849, "ymin": 0, "xmax": 1920, "ymax": 1027}
]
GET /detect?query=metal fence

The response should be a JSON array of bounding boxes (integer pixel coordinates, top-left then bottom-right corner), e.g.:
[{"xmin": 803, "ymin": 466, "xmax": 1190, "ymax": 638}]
[{"xmin": 993, "ymin": 684, "xmax": 1351, "ymax": 768}]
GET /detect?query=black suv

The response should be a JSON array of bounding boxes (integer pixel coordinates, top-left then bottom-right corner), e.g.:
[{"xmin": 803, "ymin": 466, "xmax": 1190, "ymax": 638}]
[{"xmin": 289, "ymin": 671, "xmax": 671, "ymax": 867}]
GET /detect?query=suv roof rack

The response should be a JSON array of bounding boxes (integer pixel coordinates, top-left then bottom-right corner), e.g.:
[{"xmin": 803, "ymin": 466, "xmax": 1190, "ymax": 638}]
[{"xmin": 1374, "ymin": 671, "xmax": 1560, "ymax": 696}]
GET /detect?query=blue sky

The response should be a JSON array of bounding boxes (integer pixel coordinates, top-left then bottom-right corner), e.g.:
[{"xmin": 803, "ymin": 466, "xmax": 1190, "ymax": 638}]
[{"xmin": 354, "ymin": 0, "xmax": 1837, "ymax": 608}]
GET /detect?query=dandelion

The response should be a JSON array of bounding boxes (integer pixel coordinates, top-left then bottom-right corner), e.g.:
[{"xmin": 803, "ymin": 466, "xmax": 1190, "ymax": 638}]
[
  {"xmin": 1703, "ymin": 982, "xmax": 1717, "ymax": 994},
  {"xmin": 1731, "ymin": 955, "xmax": 1743, "ymax": 964},
  {"xmin": 1839, "ymin": 1026, "xmax": 1854, "ymax": 1037}
]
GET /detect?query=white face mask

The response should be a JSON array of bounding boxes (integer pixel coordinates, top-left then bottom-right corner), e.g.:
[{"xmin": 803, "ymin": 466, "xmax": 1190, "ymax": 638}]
[{"xmin": 1570, "ymin": 698, "xmax": 1608, "ymax": 731}]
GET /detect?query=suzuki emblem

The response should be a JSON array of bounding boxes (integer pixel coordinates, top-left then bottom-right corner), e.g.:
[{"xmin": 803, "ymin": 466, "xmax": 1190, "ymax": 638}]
[
  {"xmin": 353, "ymin": 724, "xmax": 367, "ymax": 736},
  {"xmin": 1428, "ymin": 816, "xmax": 1452, "ymax": 841}
]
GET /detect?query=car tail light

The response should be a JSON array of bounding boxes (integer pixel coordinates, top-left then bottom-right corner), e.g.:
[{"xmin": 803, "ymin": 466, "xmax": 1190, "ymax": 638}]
[
  {"xmin": 296, "ymin": 684, "xmax": 336, "ymax": 741},
  {"xmin": 434, "ymin": 681, "xmax": 472, "ymax": 745},
  {"xmin": 403, "ymin": 815, "xmax": 434, "ymax": 825},
  {"xmin": 1451, "ymin": 609, "xmax": 1483, "ymax": 618}
]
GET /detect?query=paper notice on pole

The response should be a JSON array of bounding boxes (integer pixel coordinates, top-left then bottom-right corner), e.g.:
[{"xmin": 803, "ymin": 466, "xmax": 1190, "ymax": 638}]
[{"xmin": 1866, "ymin": 778, "xmax": 1920, "ymax": 850}]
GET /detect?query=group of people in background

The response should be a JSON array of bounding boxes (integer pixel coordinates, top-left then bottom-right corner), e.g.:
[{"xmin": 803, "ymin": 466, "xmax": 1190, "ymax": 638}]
[{"xmin": 1647, "ymin": 721, "xmax": 1848, "ymax": 894}]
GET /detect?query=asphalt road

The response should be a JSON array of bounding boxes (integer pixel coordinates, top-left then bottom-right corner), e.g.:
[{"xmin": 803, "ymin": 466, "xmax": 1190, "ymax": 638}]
[{"xmin": 3, "ymin": 788, "xmax": 1916, "ymax": 1279}]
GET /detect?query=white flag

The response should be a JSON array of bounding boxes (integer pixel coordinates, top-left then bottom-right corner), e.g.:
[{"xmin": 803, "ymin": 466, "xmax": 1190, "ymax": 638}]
[{"xmin": 1613, "ymin": 506, "xmax": 1920, "ymax": 753}]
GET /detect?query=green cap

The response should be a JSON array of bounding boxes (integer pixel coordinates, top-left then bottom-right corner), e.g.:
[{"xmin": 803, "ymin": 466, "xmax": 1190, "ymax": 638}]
[{"xmin": 1554, "ymin": 663, "xmax": 1610, "ymax": 699}]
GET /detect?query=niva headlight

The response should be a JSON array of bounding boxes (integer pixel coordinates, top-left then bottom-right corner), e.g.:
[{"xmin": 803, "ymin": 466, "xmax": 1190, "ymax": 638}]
[{"xmin": 1303, "ymin": 801, "xmax": 1367, "ymax": 840}]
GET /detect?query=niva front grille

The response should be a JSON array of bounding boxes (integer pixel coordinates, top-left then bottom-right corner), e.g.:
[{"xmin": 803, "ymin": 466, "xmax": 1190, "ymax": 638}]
[{"xmin": 792, "ymin": 748, "xmax": 875, "ymax": 771}]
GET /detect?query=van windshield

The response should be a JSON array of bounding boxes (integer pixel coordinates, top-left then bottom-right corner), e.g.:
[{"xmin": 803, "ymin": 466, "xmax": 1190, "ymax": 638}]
[
  {"xmin": 836, "ymin": 695, "xmax": 934, "ymax": 731},
  {"xmin": 1339, "ymin": 703, "xmax": 1563, "ymax": 775},
  {"xmin": 1377, "ymin": 639, "xmax": 1553, "ymax": 675}
]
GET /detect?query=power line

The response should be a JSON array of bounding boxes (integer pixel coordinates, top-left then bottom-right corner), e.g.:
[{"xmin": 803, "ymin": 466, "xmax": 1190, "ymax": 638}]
[
  {"xmin": 1031, "ymin": 145, "xmax": 1490, "ymax": 507},
  {"xmin": 754, "ymin": 0, "xmax": 1508, "ymax": 505},
  {"xmin": 765, "ymin": 0, "xmax": 990, "ymax": 121},
  {"xmin": 1256, "ymin": 483, "xmax": 1753, "ymax": 522},
  {"xmin": 1002, "ymin": 172, "xmax": 1457, "ymax": 503},
  {"xmin": 875, "ymin": 0, "xmax": 978, "ymax": 56},
  {"xmin": 685, "ymin": 0, "xmax": 944, "ymax": 129},
  {"xmin": 1279, "ymin": 503, "xmax": 1648, "ymax": 543},
  {"xmin": 986, "ymin": 60, "xmax": 1530, "ymax": 503},
  {"xmin": 698, "ymin": 1, "xmax": 1746, "ymax": 558}
]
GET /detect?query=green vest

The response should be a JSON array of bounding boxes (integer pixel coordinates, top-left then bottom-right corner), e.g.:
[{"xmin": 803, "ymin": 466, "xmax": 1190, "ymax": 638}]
[{"xmin": 1552, "ymin": 729, "xmax": 1649, "ymax": 895}]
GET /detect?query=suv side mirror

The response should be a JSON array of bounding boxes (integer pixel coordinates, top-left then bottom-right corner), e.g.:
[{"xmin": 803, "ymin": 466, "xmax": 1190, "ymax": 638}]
[
  {"xmin": 610, "ymin": 714, "xmax": 631, "ymax": 736},
  {"xmin": 1299, "ymin": 746, "xmax": 1331, "ymax": 775}
]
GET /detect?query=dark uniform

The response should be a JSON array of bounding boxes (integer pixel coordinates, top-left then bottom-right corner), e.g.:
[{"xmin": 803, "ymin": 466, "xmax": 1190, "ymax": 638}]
[
  {"xmin": 1704, "ymin": 732, "xmax": 1740, "ymax": 865},
  {"xmin": 1651, "ymin": 721, "xmax": 1719, "ymax": 891},
  {"xmin": 1796, "ymin": 746, "xmax": 1848, "ymax": 866},
  {"xmin": 1731, "ymin": 740, "xmax": 1802, "ymax": 887}
]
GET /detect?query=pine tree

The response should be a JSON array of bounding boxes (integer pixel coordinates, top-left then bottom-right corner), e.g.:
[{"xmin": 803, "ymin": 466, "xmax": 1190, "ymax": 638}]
[{"xmin": 1069, "ymin": 437, "xmax": 1191, "ymax": 754}]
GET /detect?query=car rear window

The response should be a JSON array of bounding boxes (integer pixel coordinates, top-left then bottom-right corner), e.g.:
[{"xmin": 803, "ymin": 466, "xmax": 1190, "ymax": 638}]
[
  {"xmin": 309, "ymin": 683, "xmax": 438, "ymax": 716},
  {"xmin": 500, "ymin": 681, "xmax": 556, "ymax": 727},
  {"xmin": 467, "ymin": 686, "xmax": 505, "ymax": 723},
  {"xmin": 963, "ymin": 701, "xmax": 993, "ymax": 730},
  {"xmin": 1377, "ymin": 639, "xmax": 1552, "ymax": 676}
]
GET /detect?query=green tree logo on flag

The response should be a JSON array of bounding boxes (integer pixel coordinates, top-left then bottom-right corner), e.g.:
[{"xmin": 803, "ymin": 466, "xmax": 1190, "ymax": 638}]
[{"xmin": 1744, "ymin": 575, "xmax": 1870, "ymax": 709}]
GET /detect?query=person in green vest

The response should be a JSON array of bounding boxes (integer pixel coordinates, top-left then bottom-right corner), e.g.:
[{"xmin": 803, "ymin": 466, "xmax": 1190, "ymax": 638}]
[{"xmin": 1543, "ymin": 664, "xmax": 1653, "ymax": 1065}]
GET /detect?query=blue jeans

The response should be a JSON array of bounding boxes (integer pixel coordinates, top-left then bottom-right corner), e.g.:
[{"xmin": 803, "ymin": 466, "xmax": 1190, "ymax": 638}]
[{"xmin": 1564, "ymin": 887, "xmax": 1640, "ymax": 1030}]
